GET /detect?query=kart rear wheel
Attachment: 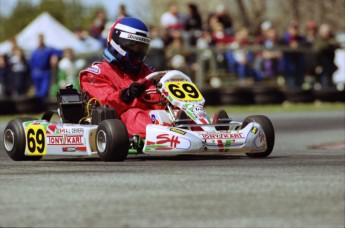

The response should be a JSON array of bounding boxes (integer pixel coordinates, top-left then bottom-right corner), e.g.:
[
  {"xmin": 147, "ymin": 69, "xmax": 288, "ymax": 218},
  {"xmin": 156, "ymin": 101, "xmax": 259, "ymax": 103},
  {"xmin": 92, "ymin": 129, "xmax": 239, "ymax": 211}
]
[
  {"xmin": 213, "ymin": 109, "xmax": 230, "ymax": 131},
  {"xmin": 4, "ymin": 117, "xmax": 42, "ymax": 161},
  {"xmin": 242, "ymin": 115, "xmax": 275, "ymax": 158},
  {"xmin": 96, "ymin": 119, "xmax": 129, "ymax": 162}
]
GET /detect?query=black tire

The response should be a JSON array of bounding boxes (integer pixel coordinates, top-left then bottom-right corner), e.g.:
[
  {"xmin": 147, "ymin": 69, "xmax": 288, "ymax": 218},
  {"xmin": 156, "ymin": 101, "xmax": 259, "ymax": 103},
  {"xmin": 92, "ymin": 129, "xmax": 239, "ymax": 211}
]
[
  {"xmin": 213, "ymin": 109, "xmax": 230, "ymax": 131},
  {"xmin": 201, "ymin": 88, "xmax": 221, "ymax": 106},
  {"xmin": 253, "ymin": 86, "xmax": 285, "ymax": 104},
  {"xmin": 0, "ymin": 96, "xmax": 16, "ymax": 114},
  {"xmin": 242, "ymin": 115, "xmax": 275, "ymax": 158},
  {"xmin": 13, "ymin": 96, "xmax": 45, "ymax": 113},
  {"xmin": 3, "ymin": 117, "xmax": 42, "ymax": 161},
  {"xmin": 219, "ymin": 87, "xmax": 254, "ymax": 105},
  {"xmin": 313, "ymin": 88, "xmax": 345, "ymax": 102},
  {"xmin": 96, "ymin": 119, "xmax": 129, "ymax": 162},
  {"xmin": 284, "ymin": 89, "xmax": 315, "ymax": 103}
]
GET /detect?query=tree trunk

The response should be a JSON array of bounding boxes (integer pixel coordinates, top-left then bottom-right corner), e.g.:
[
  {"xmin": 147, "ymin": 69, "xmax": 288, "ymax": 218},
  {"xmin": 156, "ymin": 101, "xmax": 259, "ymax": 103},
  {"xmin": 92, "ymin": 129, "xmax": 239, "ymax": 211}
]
[{"xmin": 235, "ymin": 0, "xmax": 250, "ymax": 27}]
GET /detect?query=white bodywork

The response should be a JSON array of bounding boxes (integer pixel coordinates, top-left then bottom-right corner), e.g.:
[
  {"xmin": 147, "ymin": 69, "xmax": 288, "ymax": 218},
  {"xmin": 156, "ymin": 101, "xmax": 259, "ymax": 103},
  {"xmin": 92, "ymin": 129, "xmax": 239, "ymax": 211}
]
[
  {"xmin": 21, "ymin": 70, "xmax": 268, "ymax": 158},
  {"xmin": 23, "ymin": 120, "xmax": 98, "ymax": 157},
  {"xmin": 142, "ymin": 70, "xmax": 268, "ymax": 155}
]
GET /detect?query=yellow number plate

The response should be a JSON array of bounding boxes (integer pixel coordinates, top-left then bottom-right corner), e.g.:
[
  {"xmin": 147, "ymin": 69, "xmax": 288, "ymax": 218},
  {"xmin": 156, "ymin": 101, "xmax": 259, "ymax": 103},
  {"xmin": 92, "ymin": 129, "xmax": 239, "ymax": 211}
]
[
  {"xmin": 26, "ymin": 124, "xmax": 47, "ymax": 156},
  {"xmin": 165, "ymin": 81, "xmax": 202, "ymax": 102}
]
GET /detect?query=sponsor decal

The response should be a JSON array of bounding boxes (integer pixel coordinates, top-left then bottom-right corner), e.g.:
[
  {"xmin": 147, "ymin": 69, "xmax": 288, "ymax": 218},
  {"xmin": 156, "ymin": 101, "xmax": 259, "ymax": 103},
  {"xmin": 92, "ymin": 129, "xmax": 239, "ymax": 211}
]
[
  {"xmin": 57, "ymin": 128, "xmax": 84, "ymax": 134},
  {"xmin": 255, "ymin": 131, "xmax": 266, "ymax": 147},
  {"xmin": 170, "ymin": 128, "xmax": 186, "ymax": 135},
  {"xmin": 120, "ymin": 32, "xmax": 150, "ymax": 44},
  {"xmin": 86, "ymin": 66, "xmax": 100, "ymax": 74},
  {"xmin": 217, "ymin": 139, "xmax": 232, "ymax": 152},
  {"xmin": 201, "ymin": 133, "xmax": 244, "ymax": 139},
  {"xmin": 145, "ymin": 134, "xmax": 191, "ymax": 151},
  {"xmin": 63, "ymin": 147, "xmax": 76, "ymax": 152},
  {"xmin": 47, "ymin": 135, "xmax": 84, "ymax": 145},
  {"xmin": 62, "ymin": 146, "xmax": 87, "ymax": 152},
  {"xmin": 151, "ymin": 114, "xmax": 157, "ymax": 124},
  {"xmin": 26, "ymin": 124, "xmax": 47, "ymax": 156},
  {"xmin": 47, "ymin": 136, "xmax": 63, "ymax": 145},
  {"xmin": 156, "ymin": 134, "xmax": 180, "ymax": 148},
  {"xmin": 65, "ymin": 135, "xmax": 83, "ymax": 145},
  {"xmin": 251, "ymin": 127, "xmax": 258, "ymax": 134}
]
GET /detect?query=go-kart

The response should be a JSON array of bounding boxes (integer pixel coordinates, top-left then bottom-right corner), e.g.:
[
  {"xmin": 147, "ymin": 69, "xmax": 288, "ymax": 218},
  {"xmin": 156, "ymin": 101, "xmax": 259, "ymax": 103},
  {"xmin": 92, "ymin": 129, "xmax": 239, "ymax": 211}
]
[{"xmin": 3, "ymin": 70, "xmax": 274, "ymax": 162}]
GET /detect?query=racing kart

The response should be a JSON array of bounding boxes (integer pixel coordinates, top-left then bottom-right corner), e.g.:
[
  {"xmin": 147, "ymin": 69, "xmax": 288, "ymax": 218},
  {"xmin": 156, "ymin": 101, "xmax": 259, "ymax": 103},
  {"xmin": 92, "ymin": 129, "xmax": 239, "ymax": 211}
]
[{"xmin": 3, "ymin": 70, "xmax": 274, "ymax": 162}]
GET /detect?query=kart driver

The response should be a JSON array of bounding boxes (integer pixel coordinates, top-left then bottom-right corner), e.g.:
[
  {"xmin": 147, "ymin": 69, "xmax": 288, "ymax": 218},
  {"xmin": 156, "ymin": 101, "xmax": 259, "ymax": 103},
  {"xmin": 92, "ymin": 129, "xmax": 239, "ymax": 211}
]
[{"xmin": 79, "ymin": 17, "xmax": 155, "ymax": 138}]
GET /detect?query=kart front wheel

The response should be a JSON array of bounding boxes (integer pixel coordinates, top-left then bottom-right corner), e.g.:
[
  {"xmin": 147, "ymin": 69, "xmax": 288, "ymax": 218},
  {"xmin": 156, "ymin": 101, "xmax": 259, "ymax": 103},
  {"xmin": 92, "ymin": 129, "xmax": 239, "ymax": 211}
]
[
  {"xmin": 96, "ymin": 119, "xmax": 129, "ymax": 162},
  {"xmin": 4, "ymin": 117, "xmax": 42, "ymax": 161},
  {"xmin": 242, "ymin": 115, "xmax": 275, "ymax": 158}
]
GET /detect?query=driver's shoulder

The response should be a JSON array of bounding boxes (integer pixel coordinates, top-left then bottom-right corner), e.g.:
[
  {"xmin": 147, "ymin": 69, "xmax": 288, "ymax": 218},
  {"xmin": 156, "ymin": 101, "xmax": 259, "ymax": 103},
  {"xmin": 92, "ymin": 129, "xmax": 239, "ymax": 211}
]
[{"xmin": 80, "ymin": 61, "xmax": 106, "ymax": 76}]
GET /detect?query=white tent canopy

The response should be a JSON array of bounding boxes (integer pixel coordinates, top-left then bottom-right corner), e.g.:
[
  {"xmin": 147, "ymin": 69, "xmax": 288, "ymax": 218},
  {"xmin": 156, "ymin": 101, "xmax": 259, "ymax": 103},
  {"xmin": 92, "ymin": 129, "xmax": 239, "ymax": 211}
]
[{"xmin": 0, "ymin": 12, "xmax": 102, "ymax": 55}]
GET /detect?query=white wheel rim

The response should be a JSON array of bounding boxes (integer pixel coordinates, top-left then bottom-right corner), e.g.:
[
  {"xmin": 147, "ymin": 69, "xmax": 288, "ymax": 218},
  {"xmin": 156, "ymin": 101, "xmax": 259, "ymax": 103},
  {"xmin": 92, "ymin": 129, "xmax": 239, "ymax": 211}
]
[
  {"xmin": 4, "ymin": 129, "xmax": 15, "ymax": 152},
  {"xmin": 96, "ymin": 130, "xmax": 107, "ymax": 153}
]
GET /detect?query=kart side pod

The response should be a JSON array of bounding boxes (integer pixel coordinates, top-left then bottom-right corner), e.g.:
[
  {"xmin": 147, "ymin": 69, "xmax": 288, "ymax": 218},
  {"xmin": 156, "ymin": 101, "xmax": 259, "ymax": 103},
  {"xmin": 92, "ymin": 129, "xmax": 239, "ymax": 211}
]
[{"xmin": 143, "ymin": 125, "xmax": 205, "ymax": 155}]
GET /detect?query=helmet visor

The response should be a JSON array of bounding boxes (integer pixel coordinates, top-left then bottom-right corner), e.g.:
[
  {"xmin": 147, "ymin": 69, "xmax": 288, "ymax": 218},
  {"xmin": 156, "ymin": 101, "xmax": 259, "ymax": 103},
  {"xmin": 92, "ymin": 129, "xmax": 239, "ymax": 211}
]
[{"xmin": 117, "ymin": 32, "xmax": 150, "ymax": 63}]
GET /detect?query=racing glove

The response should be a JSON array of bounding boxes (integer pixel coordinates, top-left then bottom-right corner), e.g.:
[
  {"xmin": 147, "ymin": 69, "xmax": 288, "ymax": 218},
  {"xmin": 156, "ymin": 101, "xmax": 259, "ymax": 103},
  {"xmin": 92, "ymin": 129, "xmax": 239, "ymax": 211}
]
[{"xmin": 120, "ymin": 82, "xmax": 146, "ymax": 103}]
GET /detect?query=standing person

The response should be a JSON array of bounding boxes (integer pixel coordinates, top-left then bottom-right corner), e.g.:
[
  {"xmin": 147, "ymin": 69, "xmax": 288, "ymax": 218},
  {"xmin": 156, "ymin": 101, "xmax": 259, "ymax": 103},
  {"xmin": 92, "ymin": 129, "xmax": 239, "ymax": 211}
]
[
  {"xmin": 313, "ymin": 23, "xmax": 339, "ymax": 88},
  {"xmin": 116, "ymin": 4, "xmax": 130, "ymax": 18},
  {"xmin": 80, "ymin": 17, "xmax": 156, "ymax": 138},
  {"xmin": 184, "ymin": 3, "xmax": 202, "ymax": 46},
  {"xmin": 50, "ymin": 48, "xmax": 86, "ymax": 97},
  {"xmin": 9, "ymin": 48, "xmax": 30, "ymax": 96},
  {"xmin": 280, "ymin": 20, "xmax": 307, "ymax": 89},
  {"xmin": 224, "ymin": 27, "xmax": 261, "ymax": 83},
  {"xmin": 208, "ymin": 4, "xmax": 233, "ymax": 36},
  {"xmin": 89, "ymin": 9, "xmax": 107, "ymax": 40},
  {"xmin": 0, "ymin": 54, "xmax": 10, "ymax": 96},
  {"xmin": 29, "ymin": 34, "xmax": 62, "ymax": 100},
  {"xmin": 160, "ymin": 1, "xmax": 184, "ymax": 31}
]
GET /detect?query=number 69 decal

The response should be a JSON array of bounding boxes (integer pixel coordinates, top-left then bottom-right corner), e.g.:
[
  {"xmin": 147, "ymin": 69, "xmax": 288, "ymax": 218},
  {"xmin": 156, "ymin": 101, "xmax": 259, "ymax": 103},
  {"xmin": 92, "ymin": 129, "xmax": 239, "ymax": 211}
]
[
  {"xmin": 26, "ymin": 124, "xmax": 46, "ymax": 156},
  {"xmin": 165, "ymin": 81, "xmax": 202, "ymax": 102}
]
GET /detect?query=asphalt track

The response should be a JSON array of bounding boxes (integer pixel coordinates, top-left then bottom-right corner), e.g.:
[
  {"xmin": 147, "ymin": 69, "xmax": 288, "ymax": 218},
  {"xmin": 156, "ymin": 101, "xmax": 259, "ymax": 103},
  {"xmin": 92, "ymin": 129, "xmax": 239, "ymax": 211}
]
[{"xmin": 0, "ymin": 110, "xmax": 344, "ymax": 228}]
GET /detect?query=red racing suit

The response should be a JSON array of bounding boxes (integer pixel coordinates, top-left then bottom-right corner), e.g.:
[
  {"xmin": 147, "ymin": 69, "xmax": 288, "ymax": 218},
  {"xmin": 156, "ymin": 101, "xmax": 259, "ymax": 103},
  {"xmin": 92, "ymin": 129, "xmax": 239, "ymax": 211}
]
[{"xmin": 79, "ymin": 60, "xmax": 155, "ymax": 138}]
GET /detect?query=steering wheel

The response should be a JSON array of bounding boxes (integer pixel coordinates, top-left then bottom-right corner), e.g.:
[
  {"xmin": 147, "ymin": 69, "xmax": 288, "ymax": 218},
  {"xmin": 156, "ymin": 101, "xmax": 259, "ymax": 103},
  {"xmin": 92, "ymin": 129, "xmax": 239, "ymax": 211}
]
[{"xmin": 138, "ymin": 71, "xmax": 170, "ymax": 105}]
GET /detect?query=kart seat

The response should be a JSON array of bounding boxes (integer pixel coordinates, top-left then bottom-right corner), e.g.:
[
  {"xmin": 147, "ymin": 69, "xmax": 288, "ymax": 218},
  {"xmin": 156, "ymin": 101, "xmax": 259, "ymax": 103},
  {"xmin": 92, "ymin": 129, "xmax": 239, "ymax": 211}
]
[{"xmin": 57, "ymin": 85, "xmax": 85, "ymax": 123}]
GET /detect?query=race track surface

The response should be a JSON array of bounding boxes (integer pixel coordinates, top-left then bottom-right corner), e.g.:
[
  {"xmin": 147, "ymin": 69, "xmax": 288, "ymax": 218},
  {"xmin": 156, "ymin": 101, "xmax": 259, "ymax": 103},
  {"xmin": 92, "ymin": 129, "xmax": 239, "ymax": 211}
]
[{"xmin": 0, "ymin": 110, "xmax": 344, "ymax": 227}]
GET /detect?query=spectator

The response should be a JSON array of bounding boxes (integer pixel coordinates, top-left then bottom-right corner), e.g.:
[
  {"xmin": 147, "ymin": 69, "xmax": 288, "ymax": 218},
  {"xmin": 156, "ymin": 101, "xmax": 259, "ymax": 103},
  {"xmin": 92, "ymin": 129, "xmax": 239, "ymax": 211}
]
[
  {"xmin": 50, "ymin": 48, "xmax": 86, "ymax": 97},
  {"xmin": 196, "ymin": 29, "xmax": 217, "ymax": 78},
  {"xmin": 9, "ymin": 48, "xmax": 30, "ymax": 96},
  {"xmin": 208, "ymin": 4, "xmax": 233, "ymax": 36},
  {"xmin": 165, "ymin": 31, "xmax": 189, "ymax": 73},
  {"xmin": 211, "ymin": 22, "xmax": 233, "ymax": 45},
  {"xmin": 255, "ymin": 20, "xmax": 273, "ymax": 45},
  {"xmin": 116, "ymin": 4, "xmax": 130, "ymax": 18},
  {"xmin": 74, "ymin": 27, "xmax": 103, "ymax": 53},
  {"xmin": 210, "ymin": 22, "xmax": 233, "ymax": 70},
  {"xmin": 313, "ymin": 23, "xmax": 339, "ymax": 88},
  {"xmin": 305, "ymin": 20, "xmax": 318, "ymax": 45},
  {"xmin": 224, "ymin": 27, "xmax": 262, "ymax": 83},
  {"xmin": 256, "ymin": 27, "xmax": 282, "ymax": 80},
  {"xmin": 29, "ymin": 34, "xmax": 62, "ymax": 100},
  {"xmin": 184, "ymin": 3, "xmax": 203, "ymax": 46},
  {"xmin": 145, "ymin": 25, "xmax": 166, "ymax": 70},
  {"xmin": 0, "ymin": 54, "xmax": 10, "ymax": 96},
  {"xmin": 89, "ymin": 9, "xmax": 107, "ymax": 40},
  {"xmin": 160, "ymin": 1, "xmax": 184, "ymax": 31},
  {"xmin": 280, "ymin": 20, "xmax": 307, "ymax": 89},
  {"xmin": 304, "ymin": 20, "xmax": 318, "ymax": 79},
  {"xmin": 196, "ymin": 29, "xmax": 215, "ymax": 49}
]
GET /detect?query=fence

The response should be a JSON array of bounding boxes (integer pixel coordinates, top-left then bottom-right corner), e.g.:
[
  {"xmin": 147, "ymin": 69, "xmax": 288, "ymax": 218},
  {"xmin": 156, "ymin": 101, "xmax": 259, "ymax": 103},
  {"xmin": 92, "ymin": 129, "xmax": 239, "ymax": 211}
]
[{"xmin": 0, "ymin": 45, "xmax": 344, "ymax": 115}]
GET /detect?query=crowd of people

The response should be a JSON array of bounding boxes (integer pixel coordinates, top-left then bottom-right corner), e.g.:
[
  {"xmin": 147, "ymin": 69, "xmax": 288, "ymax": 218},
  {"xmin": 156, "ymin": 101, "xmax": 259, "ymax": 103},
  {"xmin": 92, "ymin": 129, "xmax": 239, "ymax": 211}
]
[{"xmin": 0, "ymin": 1, "xmax": 341, "ymax": 101}]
